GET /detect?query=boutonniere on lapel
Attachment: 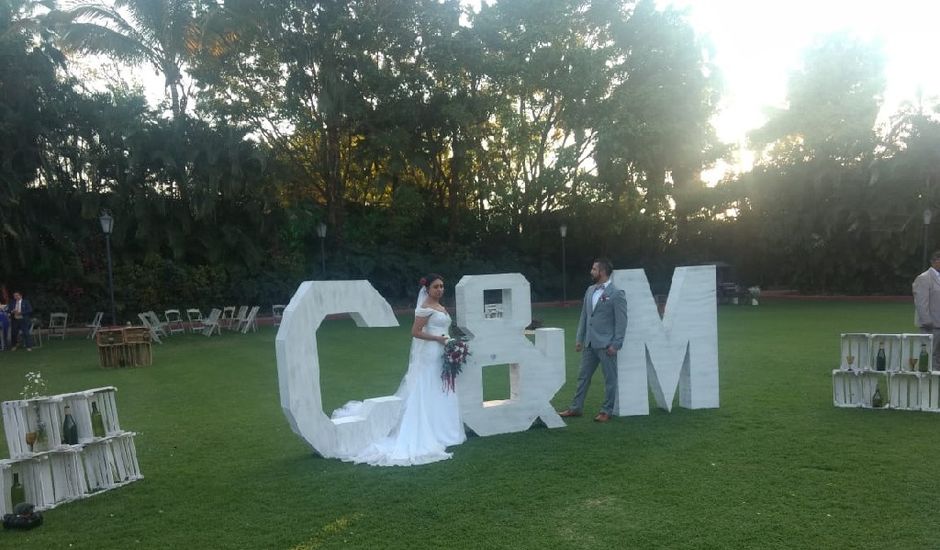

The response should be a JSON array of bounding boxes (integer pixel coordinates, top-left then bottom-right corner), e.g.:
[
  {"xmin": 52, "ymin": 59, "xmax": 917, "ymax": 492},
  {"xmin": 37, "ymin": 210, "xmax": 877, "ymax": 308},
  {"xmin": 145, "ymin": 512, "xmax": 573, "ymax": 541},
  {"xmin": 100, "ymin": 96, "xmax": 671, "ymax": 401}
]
[{"xmin": 600, "ymin": 295, "xmax": 610, "ymax": 302}]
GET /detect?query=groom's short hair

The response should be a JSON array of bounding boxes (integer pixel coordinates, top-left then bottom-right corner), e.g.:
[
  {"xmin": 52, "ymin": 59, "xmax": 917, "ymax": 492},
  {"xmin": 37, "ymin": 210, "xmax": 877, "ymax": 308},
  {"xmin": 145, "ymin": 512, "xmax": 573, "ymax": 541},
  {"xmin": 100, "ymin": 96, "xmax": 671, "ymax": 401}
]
[{"xmin": 594, "ymin": 258, "xmax": 613, "ymax": 276}]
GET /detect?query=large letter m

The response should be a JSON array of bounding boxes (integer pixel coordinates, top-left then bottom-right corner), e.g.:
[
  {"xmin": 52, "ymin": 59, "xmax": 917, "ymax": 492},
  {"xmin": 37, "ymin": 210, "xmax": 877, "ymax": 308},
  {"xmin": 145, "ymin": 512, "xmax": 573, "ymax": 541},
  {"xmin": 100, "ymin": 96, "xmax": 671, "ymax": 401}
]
[{"xmin": 614, "ymin": 266, "xmax": 720, "ymax": 416}]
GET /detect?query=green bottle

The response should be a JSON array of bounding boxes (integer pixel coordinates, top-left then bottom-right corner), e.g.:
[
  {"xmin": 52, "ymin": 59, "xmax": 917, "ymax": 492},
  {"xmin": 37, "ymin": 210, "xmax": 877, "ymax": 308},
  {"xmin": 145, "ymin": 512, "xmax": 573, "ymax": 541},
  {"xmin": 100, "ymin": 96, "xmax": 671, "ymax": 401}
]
[
  {"xmin": 10, "ymin": 472, "xmax": 25, "ymax": 508},
  {"xmin": 876, "ymin": 343, "xmax": 886, "ymax": 371},
  {"xmin": 919, "ymin": 344, "xmax": 930, "ymax": 373},
  {"xmin": 872, "ymin": 387, "xmax": 884, "ymax": 408},
  {"xmin": 91, "ymin": 401, "xmax": 106, "ymax": 438},
  {"xmin": 62, "ymin": 404, "xmax": 79, "ymax": 445}
]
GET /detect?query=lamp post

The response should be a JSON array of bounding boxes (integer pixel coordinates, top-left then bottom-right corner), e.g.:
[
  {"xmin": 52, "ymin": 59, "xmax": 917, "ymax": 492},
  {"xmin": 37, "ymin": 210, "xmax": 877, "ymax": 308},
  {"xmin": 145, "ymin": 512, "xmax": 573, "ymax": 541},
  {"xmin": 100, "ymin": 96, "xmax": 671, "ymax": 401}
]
[
  {"xmin": 560, "ymin": 224, "xmax": 568, "ymax": 306},
  {"xmin": 99, "ymin": 212, "xmax": 117, "ymax": 326},
  {"xmin": 924, "ymin": 208, "xmax": 933, "ymax": 267},
  {"xmin": 316, "ymin": 222, "xmax": 327, "ymax": 277}
]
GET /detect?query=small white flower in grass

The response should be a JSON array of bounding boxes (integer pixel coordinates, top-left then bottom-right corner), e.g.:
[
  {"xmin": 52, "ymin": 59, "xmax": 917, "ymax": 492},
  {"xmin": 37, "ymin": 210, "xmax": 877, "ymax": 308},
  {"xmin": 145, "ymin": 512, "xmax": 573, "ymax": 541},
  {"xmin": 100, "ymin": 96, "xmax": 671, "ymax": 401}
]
[{"xmin": 20, "ymin": 371, "xmax": 47, "ymax": 399}]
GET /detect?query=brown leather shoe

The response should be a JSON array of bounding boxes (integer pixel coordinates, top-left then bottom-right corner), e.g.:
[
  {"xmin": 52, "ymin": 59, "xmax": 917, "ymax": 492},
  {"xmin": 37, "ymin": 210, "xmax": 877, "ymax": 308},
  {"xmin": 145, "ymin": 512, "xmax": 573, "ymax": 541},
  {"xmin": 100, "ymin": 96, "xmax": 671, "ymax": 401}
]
[
  {"xmin": 558, "ymin": 409, "xmax": 582, "ymax": 418},
  {"xmin": 594, "ymin": 412, "xmax": 611, "ymax": 423}
]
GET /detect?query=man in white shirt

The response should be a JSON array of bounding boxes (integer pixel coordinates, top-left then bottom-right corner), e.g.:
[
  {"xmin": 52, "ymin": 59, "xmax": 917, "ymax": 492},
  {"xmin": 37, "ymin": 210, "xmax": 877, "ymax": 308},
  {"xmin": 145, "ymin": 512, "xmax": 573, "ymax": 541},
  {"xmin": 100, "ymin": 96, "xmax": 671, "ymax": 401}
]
[
  {"xmin": 557, "ymin": 258, "xmax": 628, "ymax": 422},
  {"xmin": 913, "ymin": 251, "xmax": 940, "ymax": 369}
]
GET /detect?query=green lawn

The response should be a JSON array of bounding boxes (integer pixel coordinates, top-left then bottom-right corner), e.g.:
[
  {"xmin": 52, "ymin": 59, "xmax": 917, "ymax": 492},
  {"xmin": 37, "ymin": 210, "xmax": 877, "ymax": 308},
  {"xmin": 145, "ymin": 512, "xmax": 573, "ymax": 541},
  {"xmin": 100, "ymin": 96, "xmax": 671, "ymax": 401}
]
[{"xmin": 0, "ymin": 301, "xmax": 935, "ymax": 549}]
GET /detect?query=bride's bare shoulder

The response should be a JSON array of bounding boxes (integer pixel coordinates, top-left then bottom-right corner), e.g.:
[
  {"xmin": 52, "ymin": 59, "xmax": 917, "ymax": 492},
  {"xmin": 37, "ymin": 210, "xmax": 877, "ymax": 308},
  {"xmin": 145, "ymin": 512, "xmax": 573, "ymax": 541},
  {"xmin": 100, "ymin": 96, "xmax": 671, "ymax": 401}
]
[{"xmin": 419, "ymin": 302, "xmax": 448, "ymax": 314}]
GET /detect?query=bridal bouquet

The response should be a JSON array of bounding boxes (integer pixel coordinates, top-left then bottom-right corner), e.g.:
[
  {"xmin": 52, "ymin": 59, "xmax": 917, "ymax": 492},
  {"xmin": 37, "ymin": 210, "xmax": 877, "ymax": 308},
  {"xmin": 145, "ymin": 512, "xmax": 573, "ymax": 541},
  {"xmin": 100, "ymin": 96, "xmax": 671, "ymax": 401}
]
[{"xmin": 442, "ymin": 338, "xmax": 471, "ymax": 393}]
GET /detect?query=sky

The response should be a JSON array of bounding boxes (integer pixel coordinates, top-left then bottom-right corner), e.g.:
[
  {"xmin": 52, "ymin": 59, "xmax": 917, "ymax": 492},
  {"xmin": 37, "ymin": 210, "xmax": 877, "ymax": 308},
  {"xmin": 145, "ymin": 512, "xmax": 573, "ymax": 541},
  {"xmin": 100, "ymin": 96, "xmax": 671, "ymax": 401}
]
[{"xmin": 655, "ymin": 0, "xmax": 940, "ymax": 178}]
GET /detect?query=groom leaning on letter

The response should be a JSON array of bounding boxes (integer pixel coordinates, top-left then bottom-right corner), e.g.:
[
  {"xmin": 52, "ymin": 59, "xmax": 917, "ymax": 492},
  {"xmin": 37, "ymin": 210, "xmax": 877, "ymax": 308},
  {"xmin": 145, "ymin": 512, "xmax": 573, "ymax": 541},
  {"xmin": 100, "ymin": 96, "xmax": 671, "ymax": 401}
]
[{"xmin": 558, "ymin": 258, "xmax": 628, "ymax": 423}]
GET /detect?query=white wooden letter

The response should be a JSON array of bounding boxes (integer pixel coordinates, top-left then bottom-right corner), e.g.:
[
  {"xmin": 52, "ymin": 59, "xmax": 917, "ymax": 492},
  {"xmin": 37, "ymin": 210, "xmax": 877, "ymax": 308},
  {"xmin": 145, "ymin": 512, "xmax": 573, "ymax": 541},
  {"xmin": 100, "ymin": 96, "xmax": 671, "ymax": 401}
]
[
  {"xmin": 615, "ymin": 266, "xmax": 719, "ymax": 416},
  {"xmin": 275, "ymin": 281, "xmax": 402, "ymax": 459},
  {"xmin": 455, "ymin": 273, "xmax": 566, "ymax": 436}
]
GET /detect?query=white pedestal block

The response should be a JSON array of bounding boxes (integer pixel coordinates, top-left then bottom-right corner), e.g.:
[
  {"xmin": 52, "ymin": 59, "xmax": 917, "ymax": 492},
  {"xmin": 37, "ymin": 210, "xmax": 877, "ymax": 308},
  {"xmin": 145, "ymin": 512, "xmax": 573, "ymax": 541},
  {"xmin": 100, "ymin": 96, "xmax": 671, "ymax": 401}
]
[{"xmin": 275, "ymin": 280, "xmax": 402, "ymax": 459}]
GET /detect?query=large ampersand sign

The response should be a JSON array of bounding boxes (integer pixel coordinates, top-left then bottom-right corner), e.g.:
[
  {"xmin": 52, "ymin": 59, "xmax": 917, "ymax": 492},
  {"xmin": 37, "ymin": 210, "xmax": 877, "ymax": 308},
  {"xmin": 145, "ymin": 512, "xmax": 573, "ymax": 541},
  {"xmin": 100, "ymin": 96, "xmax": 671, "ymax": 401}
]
[
  {"xmin": 455, "ymin": 273, "xmax": 566, "ymax": 436},
  {"xmin": 275, "ymin": 280, "xmax": 402, "ymax": 459}
]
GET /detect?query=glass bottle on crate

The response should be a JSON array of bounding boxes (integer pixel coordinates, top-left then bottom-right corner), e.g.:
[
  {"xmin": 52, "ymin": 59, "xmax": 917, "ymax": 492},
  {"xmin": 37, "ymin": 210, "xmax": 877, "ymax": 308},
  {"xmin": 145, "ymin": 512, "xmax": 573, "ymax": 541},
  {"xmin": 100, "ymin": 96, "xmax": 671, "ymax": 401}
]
[
  {"xmin": 919, "ymin": 343, "xmax": 930, "ymax": 373},
  {"xmin": 91, "ymin": 401, "xmax": 106, "ymax": 438},
  {"xmin": 62, "ymin": 404, "xmax": 79, "ymax": 445},
  {"xmin": 876, "ymin": 343, "xmax": 886, "ymax": 371},
  {"xmin": 872, "ymin": 387, "xmax": 884, "ymax": 408},
  {"xmin": 10, "ymin": 473, "xmax": 25, "ymax": 508}
]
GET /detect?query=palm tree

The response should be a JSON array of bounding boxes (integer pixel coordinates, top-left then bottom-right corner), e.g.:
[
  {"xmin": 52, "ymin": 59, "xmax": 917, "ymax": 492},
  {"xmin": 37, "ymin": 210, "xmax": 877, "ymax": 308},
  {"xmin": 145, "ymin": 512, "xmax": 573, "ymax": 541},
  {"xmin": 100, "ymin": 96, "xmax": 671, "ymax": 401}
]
[{"xmin": 55, "ymin": 0, "xmax": 199, "ymax": 120}]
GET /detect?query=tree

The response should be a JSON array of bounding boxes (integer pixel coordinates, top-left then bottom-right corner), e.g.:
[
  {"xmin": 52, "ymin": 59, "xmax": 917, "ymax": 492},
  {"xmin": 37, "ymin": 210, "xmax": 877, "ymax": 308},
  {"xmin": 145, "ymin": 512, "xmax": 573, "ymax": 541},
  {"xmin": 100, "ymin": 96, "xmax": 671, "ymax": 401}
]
[
  {"xmin": 55, "ymin": 0, "xmax": 203, "ymax": 121},
  {"xmin": 750, "ymin": 32, "xmax": 886, "ymax": 167},
  {"xmin": 594, "ymin": 0, "xmax": 723, "ymax": 248},
  {"xmin": 0, "ymin": 0, "xmax": 71, "ymax": 272}
]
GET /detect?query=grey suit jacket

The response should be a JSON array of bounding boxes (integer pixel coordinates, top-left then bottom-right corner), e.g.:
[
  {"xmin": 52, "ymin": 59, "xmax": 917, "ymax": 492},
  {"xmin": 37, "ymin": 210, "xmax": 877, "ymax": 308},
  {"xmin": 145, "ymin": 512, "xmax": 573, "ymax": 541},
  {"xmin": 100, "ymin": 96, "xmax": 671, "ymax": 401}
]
[
  {"xmin": 913, "ymin": 268, "xmax": 940, "ymax": 327},
  {"xmin": 576, "ymin": 282, "xmax": 628, "ymax": 349}
]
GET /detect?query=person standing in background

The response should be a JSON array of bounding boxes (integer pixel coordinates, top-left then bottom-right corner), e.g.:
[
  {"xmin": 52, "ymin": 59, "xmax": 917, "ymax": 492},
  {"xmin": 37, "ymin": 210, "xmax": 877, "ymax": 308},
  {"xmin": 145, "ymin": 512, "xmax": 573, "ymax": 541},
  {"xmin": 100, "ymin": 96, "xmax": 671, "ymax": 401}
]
[
  {"xmin": 913, "ymin": 251, "xmax": 940, "ymax": 369},
  {"xmin": 9, "ymin": 291, "xmax": 33, "ymax": 351}
]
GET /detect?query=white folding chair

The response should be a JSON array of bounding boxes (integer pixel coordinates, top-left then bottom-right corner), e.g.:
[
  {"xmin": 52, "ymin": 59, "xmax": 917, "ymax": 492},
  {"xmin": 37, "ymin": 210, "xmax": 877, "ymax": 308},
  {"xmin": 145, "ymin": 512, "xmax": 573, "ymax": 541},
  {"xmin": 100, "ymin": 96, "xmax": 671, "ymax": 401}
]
[
  {"xmin": 202, "ymin": 308, "xmax": 222, "ymax": 337},
  {"xmin": 138, "ymin": 313, "xmax": 163, "ymax": 344},
  {"xmin": 272, "ymin": 305, "xmax": 285, "ymax": 327},
  {"xmin": 86, "ymin": 312, "xmax": 104, "ymax": 339},
  {"xmin": 145, "ymin": 311, "xmax": 167, "ymax": 339},
  {"xmin": 29, "ymin": 318, "xmax": 43, "ymax": 348},
  {"xmin": 186, "ymin": 308, "xmax": 205, "ymax": 333},
  {"xmin": 221, "ymin": 306, "xmax": 236, "ymax": 329},
  {"xmin": 483, "ymin": 304, "xmax": 504, "ymax": 319},
  {"xmin": 240, "ymin": 306, "xmax": 260, "ymax": 334},
  {"xmin": 49, "ymin": 312, "xmax": 68, "ymax": 340},
  {"xmin": 164, "ymin": 309, "xmax": 186, "ymax": 334},
  {"xmin": 231, "ymin": 306, "xmax": 248, "ymax": 331}
]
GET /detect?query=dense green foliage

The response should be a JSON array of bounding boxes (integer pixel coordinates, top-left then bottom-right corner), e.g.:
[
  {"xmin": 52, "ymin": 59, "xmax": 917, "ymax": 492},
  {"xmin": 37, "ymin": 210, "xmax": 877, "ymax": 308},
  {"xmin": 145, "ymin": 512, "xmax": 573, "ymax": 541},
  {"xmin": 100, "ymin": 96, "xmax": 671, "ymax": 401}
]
[
  {"xmin": 0, "ymin": 301, "xmax": 935, "ymax": 548},
  {"xmin": 1, "ymin": 0, "xmax": 938, "ymax": 319}
]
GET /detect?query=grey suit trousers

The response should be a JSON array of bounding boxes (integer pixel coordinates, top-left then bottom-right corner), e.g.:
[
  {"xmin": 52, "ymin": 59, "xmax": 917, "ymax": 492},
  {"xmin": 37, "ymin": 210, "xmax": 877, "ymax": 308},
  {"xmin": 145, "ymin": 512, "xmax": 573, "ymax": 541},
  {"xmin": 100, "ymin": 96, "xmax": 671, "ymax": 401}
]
[{"xmin": 569, "ymin": 345, "xmax": 618, "ymax": 415}]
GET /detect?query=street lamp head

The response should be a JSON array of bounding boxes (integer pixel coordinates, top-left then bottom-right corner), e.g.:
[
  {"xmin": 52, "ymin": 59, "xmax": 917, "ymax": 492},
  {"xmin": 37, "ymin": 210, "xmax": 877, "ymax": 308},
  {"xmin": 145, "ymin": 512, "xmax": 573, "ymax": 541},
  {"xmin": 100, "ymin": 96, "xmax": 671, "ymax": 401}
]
[
  {"xmin": 99, "ymin": 212, "xmax": 113, "ymax": 235},
  {"xmin": 316, "ymin": 222, "xmax": 327, "ymax": 238},
  {"xmin": 559, "ymin": 224, "xmax": 567, "ymax": 238},
  {"xmin": 924, "ymin": 208, "xmax": 933, "ymax": 225}
]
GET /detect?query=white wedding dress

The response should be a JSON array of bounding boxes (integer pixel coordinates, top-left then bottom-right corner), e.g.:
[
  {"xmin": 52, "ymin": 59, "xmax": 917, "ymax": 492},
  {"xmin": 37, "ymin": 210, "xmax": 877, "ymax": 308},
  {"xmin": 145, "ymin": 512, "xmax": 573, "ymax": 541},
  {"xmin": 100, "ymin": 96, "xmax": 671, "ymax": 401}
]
[{"xmin": 342, "ymin": 305, "xmax": 465, "ymax": 466}]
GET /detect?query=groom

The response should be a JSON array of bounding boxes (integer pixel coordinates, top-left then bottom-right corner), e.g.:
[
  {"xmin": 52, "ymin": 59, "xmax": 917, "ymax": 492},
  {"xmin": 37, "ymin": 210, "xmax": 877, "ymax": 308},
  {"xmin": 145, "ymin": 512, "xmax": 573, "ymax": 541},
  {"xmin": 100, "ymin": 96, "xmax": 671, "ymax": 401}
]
[{"xmin": 558, "ymin": 258, "xmax": 628, "ymax": 422}]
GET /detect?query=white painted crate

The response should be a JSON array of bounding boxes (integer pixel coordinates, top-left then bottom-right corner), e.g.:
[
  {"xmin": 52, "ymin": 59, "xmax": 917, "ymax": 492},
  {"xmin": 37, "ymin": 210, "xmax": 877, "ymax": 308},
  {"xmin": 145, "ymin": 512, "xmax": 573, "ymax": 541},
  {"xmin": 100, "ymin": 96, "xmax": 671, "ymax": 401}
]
[
  {"xmin": 0, "ymin": 462, "xmax": 11, "ymax": 516},
  {"xmin": 858, "ymin": 372, "xmax": 889, "ymax": 409},
  {"xmin": 840, "ymin": 333, "xmax": 871, "ymax": 370},
  {"xmin": 110, "ymin": 433, "xmax": 143, "ymax": 483},
  {"xmin": 91, "ymin": 388, "xmax": 122, "ymax": 436},
  {"xmin": 0, "ymin": 386, "xmax": 139, "ymax": 511},
  {"xmin": 922, "ymin": 373, "xmax": 940, "ymax": 412},
  {"xmin": 833, "ymin": 370, "xmax": 861, "ymax": 407},
  {"xmin": 3, "ymin": 388, "xmax": 122, "ymax": 457},
  {"xmin": 869, "ymin": 334, "xmax": 902, "ymax": 372},
  {"xmin": 888, "ymin": 372, "xmax": 924, "ymax": 410},
  {"xmin": 900, "ymin": 333, "xmax": 934, "ymax": 373},
  {"xmin": 49, "ymin": 450, "xmax": 87, "ymax": 506},
  {"xmin": 82, "ymin": 436, "xmax": 141, "ymax": 492},
  {"xmin": 19, "ymin": 456, "xmax": 55, "ymax": 511}
]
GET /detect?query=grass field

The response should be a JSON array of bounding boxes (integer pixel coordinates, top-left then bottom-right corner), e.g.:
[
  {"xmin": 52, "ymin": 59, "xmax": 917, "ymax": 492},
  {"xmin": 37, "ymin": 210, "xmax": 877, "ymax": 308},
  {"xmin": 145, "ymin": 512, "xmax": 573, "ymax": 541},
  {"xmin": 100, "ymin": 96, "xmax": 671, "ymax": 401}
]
[{"xmin": 0, "ymin": 301, "xmax": 936, "ymax": 549}]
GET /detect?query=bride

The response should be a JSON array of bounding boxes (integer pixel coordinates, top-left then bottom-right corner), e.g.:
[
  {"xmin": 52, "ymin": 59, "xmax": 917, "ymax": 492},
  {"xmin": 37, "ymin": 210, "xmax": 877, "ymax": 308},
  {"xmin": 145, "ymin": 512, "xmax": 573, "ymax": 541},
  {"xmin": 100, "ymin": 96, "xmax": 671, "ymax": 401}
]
[{"xmin": 342, "ymin": 273, "xmax": 465, "ymax": 466}]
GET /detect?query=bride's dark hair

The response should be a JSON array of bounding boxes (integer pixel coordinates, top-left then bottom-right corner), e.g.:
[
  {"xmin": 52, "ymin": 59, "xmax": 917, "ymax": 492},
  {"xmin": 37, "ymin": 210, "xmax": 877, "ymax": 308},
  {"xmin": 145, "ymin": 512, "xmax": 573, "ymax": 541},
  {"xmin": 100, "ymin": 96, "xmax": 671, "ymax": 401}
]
[{"xmin": 420, "ymin": 273, "xmax": 444, "ymax": 288}]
